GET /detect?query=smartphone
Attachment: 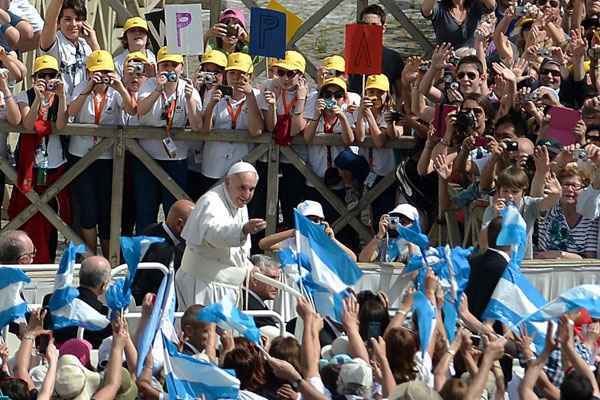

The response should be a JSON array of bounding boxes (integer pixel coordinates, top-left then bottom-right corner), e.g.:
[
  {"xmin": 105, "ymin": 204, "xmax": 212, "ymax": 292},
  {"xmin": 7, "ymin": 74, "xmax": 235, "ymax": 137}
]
[
  {"xmin": 547, "ymin": 106, "xmax": 582, "ymax": 146},
  {"xmin": 36, "ymin": 333, "xmax": 52, "ymax": 355},
  {"xmin": 366, "ymin": 321, "xmax": 382, "ymax": 340},
  {"xmin": 218, "ymin": 85, "xmax": 234, "ymax": 97},
  {"xmin": 433, "ymin": 104, "xmax": 458, "ymax": 138},
  {"xmin": 471, "ymin": 334, "xmax": 481, "ymax": 348}
]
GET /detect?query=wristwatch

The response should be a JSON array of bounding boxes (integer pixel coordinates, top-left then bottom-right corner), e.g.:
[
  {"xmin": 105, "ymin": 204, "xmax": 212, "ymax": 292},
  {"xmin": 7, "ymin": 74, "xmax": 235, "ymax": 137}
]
[{"xmin": 291, "ymin": 377, "xmax": 303, "ymax": 390}]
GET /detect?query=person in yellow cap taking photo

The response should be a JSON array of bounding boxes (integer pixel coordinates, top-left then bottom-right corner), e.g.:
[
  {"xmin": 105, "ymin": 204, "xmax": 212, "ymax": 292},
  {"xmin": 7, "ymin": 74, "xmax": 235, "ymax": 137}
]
[
  {"xmin": 67, "ymin": 50, "xmax": 136, "ymax": 255},
  {"xmin": 134, "ymin": 46, "xmax": 203, "ymax": 233},
  {"xmin": 199, "ymin": 52, "xmax": 264, "ymax": 194},
  {"xmin": 114, "ymin": 16, "xmax": 156, "ymax": 77}
]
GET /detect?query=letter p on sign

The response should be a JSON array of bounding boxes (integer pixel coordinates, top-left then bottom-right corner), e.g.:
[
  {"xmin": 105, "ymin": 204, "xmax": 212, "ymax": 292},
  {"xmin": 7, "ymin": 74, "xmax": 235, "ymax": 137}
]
[
  {"xmin": 165, "ymin": 4, "xmax": 203, "ymax": 55},
  {"xmin": 249, "ymin": 7, "xmax": 286, "ymax": 59}
]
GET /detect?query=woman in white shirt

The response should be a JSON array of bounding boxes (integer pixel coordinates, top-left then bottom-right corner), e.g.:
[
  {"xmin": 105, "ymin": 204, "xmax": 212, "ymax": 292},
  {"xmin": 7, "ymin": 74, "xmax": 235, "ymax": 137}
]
[
  {"xmin": 67, "ymin": 50, "xmax": 135, "ymax": 255},
  {"xmin": 188, "ymin": 49, "xmax": 227, "ymax": 201},
  {"xmin": 200, "ymin": 52, "xmax": 264, "ymax": 192},
  {"xmin": 113, "ymin": 17, "xmax": 156, "ymax": 77},
  {"xmin": 251, "ymin": 50, "xmax": 308, "ymax": 232},
  {"xmin": 355, "ymin": 74, "xmax": 402, "ymax": 232},
  {"xmin": 9, "ymin": 55, "xmax": 68, "ymax": 263},
  {"xmin": 135, "ymin": 46, "xmax": 203, "ymax": 234}
]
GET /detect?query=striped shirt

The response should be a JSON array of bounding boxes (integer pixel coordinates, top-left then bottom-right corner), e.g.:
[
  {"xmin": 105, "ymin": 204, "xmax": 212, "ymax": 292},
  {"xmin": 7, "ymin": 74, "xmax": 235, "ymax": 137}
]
[{"xmin": 536, "ymin": 204, "xmax": 599, "ymax": 256}]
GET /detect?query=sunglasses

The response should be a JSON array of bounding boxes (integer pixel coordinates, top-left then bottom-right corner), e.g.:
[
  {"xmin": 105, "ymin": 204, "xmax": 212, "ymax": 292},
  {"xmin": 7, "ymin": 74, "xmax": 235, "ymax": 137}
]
[
  {"xmin": 276, "ymin": 69, "xmax": 298, "ymax": 78},
  {"xmin": 321, "ymin": 90, "xmax": 345, "ymax": 99},
  {"xmin": 540, "ymin": 69, "xmax": 561, "ymax": 77},
  {"xmin": 38, "ymin": 72, "xmax": 58, "ymax": 80},
  {"xmin": 538, "ymin": 0, "xmax": 560, "ymax": 7},
  {"xmin": 457, "ymin": 71, "xmax": 478, "ymax": 80},
  {"xmin": 588, "ymin": 135, "xmax": 600, "ymax": 142},
  {"xmin": 307, "ymin": 215, "xmax": 324, "ymax": 224}
]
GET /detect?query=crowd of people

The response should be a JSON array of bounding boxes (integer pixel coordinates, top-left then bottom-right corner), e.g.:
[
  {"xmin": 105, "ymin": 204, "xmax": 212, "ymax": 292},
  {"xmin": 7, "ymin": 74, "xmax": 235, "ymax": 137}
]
[{"xmin": 0, "ymin": 0, "xmax": 598, "ymax": 398}]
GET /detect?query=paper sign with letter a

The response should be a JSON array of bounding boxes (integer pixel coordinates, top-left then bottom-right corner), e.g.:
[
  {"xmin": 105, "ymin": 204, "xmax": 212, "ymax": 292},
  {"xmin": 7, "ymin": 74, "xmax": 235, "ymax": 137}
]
[
  {"xmin": 344, "ymin": 23, "xmax": 383, "ymax": 75},
  {"xmin": 266, "ymin": 0, "xmax": 303, "ymax": 44},
  {"xmin": 249, "ymin": 7, "xmax": 286, "ymax": 59},
  {"xmin": 165, "ymin": 4, "xmax": 203, "ymax": 55}
]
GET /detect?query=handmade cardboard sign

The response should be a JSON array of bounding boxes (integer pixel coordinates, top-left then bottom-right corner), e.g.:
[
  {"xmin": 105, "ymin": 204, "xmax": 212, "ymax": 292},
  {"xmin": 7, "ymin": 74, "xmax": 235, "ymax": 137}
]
[
  {"xmin": 344, "ymin": 23, "xmax": 383, "ymax": 75},
  {"xmin": 249, "ymin": 7, "xmax": 286, "ymax": 59},
  {"xmin": 165, "ymin": 4, "xmax": 203, "ymax": 55}
]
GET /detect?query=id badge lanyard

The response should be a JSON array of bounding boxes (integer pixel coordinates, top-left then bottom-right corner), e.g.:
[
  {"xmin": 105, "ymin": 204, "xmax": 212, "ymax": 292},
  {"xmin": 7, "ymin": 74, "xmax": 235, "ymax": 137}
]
[
  {"xmin": 225, "ymin": 98, "xmax": 246, "ymax": 130},
  {"xmin": 162, "ymin": 91, "xmax": 177, "ymax": 136},
  {"xmin": 280, "ymin": 91, "xmax": 297, "ymax": 116},
  {"xmin": 92, "ymin": 91, "xmax": 108, "ymax": 144}
]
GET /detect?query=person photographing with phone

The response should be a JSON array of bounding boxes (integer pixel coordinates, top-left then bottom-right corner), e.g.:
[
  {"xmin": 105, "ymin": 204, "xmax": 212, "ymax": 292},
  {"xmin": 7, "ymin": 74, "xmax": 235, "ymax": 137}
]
[
  {"xmin": 135, "ymin": 46, "xmax": 202, "ymax": 234},
  {"xmin": 200, "ymin": 52, "xmax": 264, "ymax": 194},
  {"xmin": 67, "ymin": 50, "xmax": 135, "ymax": 255},
  {"xmin": 176, "ymin": 161, "xmax": 266, "ymax": 309}
]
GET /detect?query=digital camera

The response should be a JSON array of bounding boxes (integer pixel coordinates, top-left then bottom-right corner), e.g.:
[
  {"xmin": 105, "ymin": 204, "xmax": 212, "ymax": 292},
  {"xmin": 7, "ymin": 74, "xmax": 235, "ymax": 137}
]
[
  {"xmin": 101, "ymin": 75, "xmax": 112, "ymax": 84},
  {"xmin": 455, "ymin": 109, "xmax": 476, "ymax": 133},
  {"xmin": 537, "ymin": 48, "xmax": 552, "ymax": 58},
  {"xmin": 388, "ymin": 216, "xmax": 400, "ymax": 230},
  {"xmin": 198, "ymin": 71, "xmax": 217, "ymax": 85},
  {"xmin": 130, "ymin": 61, "xmax": 144, "ymax": 75},
  {"xmin": 162, "ymin": 71, "xmax": 178, "ymax": 82},
  {"xmin": 46, "ymin": 81, "xmax": 56, "ymax": 91},
  {"xmin": 324, "ymin": 99, "xmax": 337, "ymax": 109}
]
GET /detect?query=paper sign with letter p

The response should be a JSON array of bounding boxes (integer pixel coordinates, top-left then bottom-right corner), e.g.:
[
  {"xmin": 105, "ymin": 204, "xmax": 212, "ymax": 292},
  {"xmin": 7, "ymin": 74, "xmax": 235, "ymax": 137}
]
[
  {"xmin": 165, "ymin": 4, "xmax": 203, "ymax": 55},
  {"xmin": 344, "ymin": 23, "xmax": 383, "ymax": 75},
  {"xmin": 249, "ymin": 7, "xmax": 286, "ymax": 59}
]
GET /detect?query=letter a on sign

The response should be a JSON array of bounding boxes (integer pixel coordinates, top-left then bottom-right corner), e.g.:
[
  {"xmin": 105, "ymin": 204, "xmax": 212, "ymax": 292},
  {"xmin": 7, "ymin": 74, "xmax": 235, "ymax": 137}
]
[
  {"xmin": 249, "ymin": 7, "xmax": 286, "ymax": 59},
  {"xmin": 165, "ymin": 4, "xmax": 203, "ymax": 55},
  {"xmin": 344, "ymin": 24, "xmax": 383, "ymax": 75}
]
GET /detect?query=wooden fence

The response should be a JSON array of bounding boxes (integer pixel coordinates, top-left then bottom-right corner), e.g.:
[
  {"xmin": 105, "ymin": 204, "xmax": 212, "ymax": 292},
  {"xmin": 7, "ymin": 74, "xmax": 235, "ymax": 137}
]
[{"xmin": 0, "ymin": 123, "xmax": 416, "ymax": 265}]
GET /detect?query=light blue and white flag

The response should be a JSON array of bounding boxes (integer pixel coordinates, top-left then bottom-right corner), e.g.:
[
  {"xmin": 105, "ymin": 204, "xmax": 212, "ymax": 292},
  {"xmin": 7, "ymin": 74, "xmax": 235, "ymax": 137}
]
[
  {"xmin": 497, "ymin": 203, "xmax": 527, "ymax": 267},
  {"xmin": 106, "ymin": 236, "xmax": 165, "ymax": 312},
  {"xmin": 0, "ymin": 267, "xmax": 30, "ymax": 329},
  {"xmin": 526, "ymin": 284, "xmax": 600, "ymax": 322},
  {"xmin": 47, "ymin": 242, "xmax": 110, "ymax": 331},
  {"xmin": 162, "ymin": 333, "xmax": 240, "ymax": 400},
  {"xmin": 197, "ymin": 295, "xmax": 261, "ymax": 343},
  {"xmin": 395, "ymin": 216, "xmax": 429, "ymax": 251},
  {"xmin": 412, "ymin": 291, "xmax": 436, "ymax": 356},
  {"xmin": 482, "ymin": 266, "xmax": 547, "ymax": 351}
]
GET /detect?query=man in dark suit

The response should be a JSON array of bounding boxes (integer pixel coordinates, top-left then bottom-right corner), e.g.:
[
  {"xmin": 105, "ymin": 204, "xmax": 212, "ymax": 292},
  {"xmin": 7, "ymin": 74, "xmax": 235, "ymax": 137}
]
[
  {"xmin": 241, "ymin": 254, "xmax": 281, "ymax": 328},
  {"xmin": 42, "ymin": 255, "xmax": 113, "ymax": 348},
  {"xmin": 465, "ymin": 216, "xmax": 511, "ymax": 320},
  {"xmin": 132, "ymin": 199, "xmax": 194, "ymax": 305}
]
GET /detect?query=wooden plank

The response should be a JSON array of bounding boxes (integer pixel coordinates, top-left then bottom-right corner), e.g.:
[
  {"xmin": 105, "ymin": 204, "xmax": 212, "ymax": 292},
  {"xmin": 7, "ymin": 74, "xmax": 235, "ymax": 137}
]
[
  {"xmin": 104, "ymin": 0, "xmax": 131, "ymax": 27},
  {"xmin": 237, "ymin": 0, "xmax": 259, "ymax": 9},
  {"xmin": 289, "ymin": 0, "xmax": 345, "ymax": 46},
  {"xmin": 357, "ymin": 0, "xmax": 368, "ymax": 20},
  {"xmin": 124, "ymin": 0, "xmax": 143, "ymax": 17},
  {"xmin": 1, "ymin": 138, "xmax": 115, "ymax": 232},
  {"xmin": 126, "ymin": 139, "xmax": 190, "ymax": 200},
  {"xmin": 0, "ymin": 159, "xmax": 85, "ymax": 246},
  {"xmin": 265, "ymin": 143, "xmax": 280, "ymax": 236},
  {"xmin": 109, "ymin": 130, "xmax": 126, "ymax": 266},
  {"xmin": 378, "ymin": 0, "xmax": 433, "ymax": 55},
  {"xmin": 279, "ymin": 146, "xmax": 371, "ymax": 242},
  {"xmin": 333, "ymin": 171, "xmax": 396, "ymax": 231},
  {"xmin": 210, "ymin": 0, "xmax": 222, "ymax": 27}
]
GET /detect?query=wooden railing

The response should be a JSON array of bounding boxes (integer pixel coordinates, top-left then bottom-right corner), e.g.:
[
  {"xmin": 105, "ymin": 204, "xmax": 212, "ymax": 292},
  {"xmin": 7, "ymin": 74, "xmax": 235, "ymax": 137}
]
[{"xmin": 0, "ymin": 122, "xmax": 416, "ymax": 265}]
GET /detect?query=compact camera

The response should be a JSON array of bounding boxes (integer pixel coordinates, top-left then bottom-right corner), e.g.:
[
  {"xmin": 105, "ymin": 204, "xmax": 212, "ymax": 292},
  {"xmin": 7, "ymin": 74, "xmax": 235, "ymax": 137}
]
[
  {"xmin": 197, "ymin": 71, "xmax": 217, "ymax": 85},
  {"xmin": 162, "ymin": 71, "xmax": 178, "ymax": 82},
  {"xmin": 388, "ymin": 216, "xmax": 400, "ymax": 230},
  {"xmin": 130, "ymin": 61, "xmax": 145, "ymax": 75},
  {"xmin": 455, "ymin": 109, "xmax": 476, "ymax": 133},
  {"xmin": 324, "ymin": 99, "xmax": 337, "ymax": 109}
]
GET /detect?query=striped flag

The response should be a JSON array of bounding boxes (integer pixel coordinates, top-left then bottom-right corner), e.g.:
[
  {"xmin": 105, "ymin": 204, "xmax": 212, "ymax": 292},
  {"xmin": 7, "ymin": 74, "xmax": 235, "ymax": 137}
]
[{"xmin": 0, "ymin": 267, "xmax": 30, "ymax": 329}]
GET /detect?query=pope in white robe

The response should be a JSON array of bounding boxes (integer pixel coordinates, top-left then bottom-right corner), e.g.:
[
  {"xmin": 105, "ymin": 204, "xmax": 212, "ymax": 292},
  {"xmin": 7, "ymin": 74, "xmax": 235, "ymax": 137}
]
[{"xmin": 175, "ymin": 161, "xmax": 267, "ymax": 309}]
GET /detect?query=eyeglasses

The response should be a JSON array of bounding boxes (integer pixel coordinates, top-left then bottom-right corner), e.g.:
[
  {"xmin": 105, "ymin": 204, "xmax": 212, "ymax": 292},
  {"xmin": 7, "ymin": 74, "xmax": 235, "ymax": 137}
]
[
  {"xmin": 457, "ymin": 71, "xmax": 477, "ymax": 80},
  {"xmin": 462, "ymin": 107, "xmax": 485, "ymax": 116},
  {"xmin": 562, "ymin": 182, "xmax": 583, "ymax": 190},
  {"xmin": 19, "ymin": 247, "xmax": 37, "ymax": 260},
  {"xmin": 540, "ymin": 69, "xmax": 561, "ymax": 77},
  {"xmin": 321, "ymin": 90, "xmax": 345, "ymax": 99},
  {"xmin": 538, "ymin": 0, "xmax": 560, "ymax": 7},
  {"xmin": 276, "ymin": 69, "xmax": 298, "ymax": 79},
  {"xmin": 37, "ymin": 72, "xmax": 58, "ymax": 80}
]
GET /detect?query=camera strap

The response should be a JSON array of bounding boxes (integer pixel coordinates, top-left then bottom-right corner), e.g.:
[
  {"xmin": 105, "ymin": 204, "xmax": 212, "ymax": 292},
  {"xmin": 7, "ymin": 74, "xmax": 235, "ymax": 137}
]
[{"xmin": 226, "ymin": 97, "xmax": 246, "ymax": 129}]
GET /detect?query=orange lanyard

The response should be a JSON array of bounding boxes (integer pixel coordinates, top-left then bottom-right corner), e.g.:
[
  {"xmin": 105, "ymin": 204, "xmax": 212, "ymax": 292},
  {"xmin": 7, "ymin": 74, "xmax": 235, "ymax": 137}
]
[
  {"xmin": 162, "ymin": 92, "xmax": 177, "ymax": 136},
  {"xmin": 323, "ymin": 112, "xmax": 338, "ymax": 134},
  {"xmin": 280, "ymin": 91, "xmax": 297, "ymax": 115},
  {"xmin": 38, "ymin": 93, "xmax": 55, "ymax": 121},
  {"xmin": 92, "ymin": 91, "xmax": 108, "ymax": 125},
  {"xmin": 226, "ymin": 98, "xmax": 246, "ymax": 129}
]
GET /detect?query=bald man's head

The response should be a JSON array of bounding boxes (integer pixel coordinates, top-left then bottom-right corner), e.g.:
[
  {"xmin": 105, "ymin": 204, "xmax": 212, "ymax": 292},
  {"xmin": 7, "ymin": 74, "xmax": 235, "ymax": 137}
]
[
  {"xmin": 166, "ymin": 199, "xmax": 195, "ymax": 237},
  {"xmin": 79, "ymin": 256, "xmax": 111, "ymax": 295},
  {"xmin": 0, "ymin": 230, "xmax": 35, "ymax": 264}
]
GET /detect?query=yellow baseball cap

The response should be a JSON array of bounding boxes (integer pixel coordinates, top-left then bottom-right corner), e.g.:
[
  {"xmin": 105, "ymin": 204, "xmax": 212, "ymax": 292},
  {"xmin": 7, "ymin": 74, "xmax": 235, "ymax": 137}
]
[
  {"xmin": 86, "ymin": 50, "xmax": 115, "ymax": 72},
  {"xmin": 201, "ymin": 50, "xmax": 228, "ymax": 68},
  {"xmin": 322, "ymin": 55, "xmax": 345, "ymax": 72},
  {"xmin": 33, "ymin": 55, "xmax": 59, "ymax": 74},
  {"xmin": 273, "ymin": 51, "xmax": 306, "ymax": 73},
  {"xmin": 123, "ymin": 17, "xmax": 148, "ymax": 33},
  {"xmin": 125, "ymin": 51, "xmax": 148, "ymax": 64},
  {"xmin": 157, "ymin": 47, "xmax": 184, "ymax": 64},
  {"xmin": 321, "ymin": 77, "xmax": 347, "ymax": 92},
  {"xmin": 365, "ymin": 74, "xmax": 390, "ymax": 92},
  {"xmin": 225, "ymin": 52, "xmax": 253, "ymax": 73}
]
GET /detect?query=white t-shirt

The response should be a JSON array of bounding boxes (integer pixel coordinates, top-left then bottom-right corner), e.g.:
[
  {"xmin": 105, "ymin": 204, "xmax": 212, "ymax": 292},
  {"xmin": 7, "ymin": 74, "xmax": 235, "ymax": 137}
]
[
  {"xmin": 304, "ymin": 91, "xmax": 358, "ymax": 188},
  {"xmin": 10, "ymin": 0, "xmax": 43, "ymax": 32},
  {"xmin": 201, "ymin": 88, "xmax": 261, "ymax": 179},
  {"xmin": 137, "ymin": 78, "xmax": 202, "ymax": 160},
  {"xmin": 358, "ymin": 111, "xmax": 395, "ymax": 177},
  {"xmin": 259, "ymin": 79, "xmax": 308, "ymax": 163},
  {"xmin": 68, "ymin": 81, "xmax": 124, "ymax": 159},
  {"xmin": 15, "ymin": 91, "xmax": 67, "ymax": 169},
  {"xmin": 40, "ymin": 31, "xmax": 92, "ymax": 99},
  {"xmin": 113, "ymin": 48, "xmax": 157, "ymax": 77}
]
